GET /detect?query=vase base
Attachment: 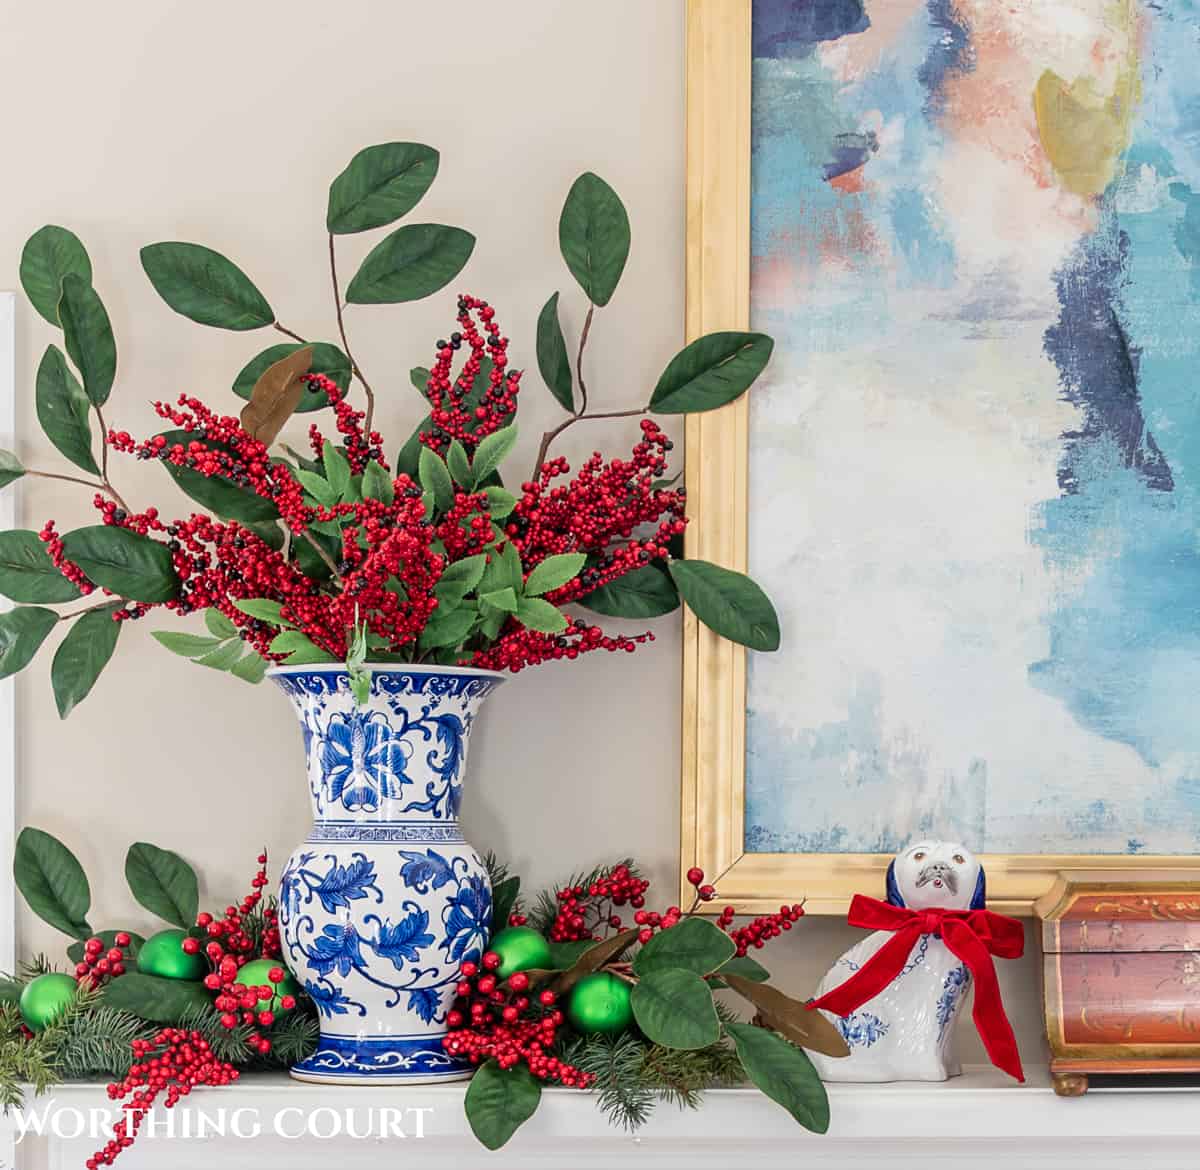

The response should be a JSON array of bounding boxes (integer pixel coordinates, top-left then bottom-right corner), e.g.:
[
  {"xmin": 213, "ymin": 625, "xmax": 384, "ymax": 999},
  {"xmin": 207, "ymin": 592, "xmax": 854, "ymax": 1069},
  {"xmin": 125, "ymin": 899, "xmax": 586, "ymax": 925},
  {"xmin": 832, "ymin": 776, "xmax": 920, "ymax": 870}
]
[
  {"xmin": 289, "ymin": 1067, "xmax": 472, "ymax": 1086},
  {"xmin": 290, "ymin": 1033, "xmax": 472, "ymax": 1083}
]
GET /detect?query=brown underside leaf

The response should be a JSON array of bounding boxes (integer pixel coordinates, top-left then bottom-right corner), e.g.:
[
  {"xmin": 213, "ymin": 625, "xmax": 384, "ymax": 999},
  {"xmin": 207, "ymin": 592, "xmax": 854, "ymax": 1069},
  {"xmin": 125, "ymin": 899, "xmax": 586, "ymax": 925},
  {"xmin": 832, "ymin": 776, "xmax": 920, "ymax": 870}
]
[
  {"xmin": 551, "ymin": 927, "xmax": 641, "ymax": 995},
  {"xmin": 726, "ymin": 972, "xmax": 850, "ymax": 1058},
  {"xmin": 240, "ymin": 345, "xmax": 314, "ymax": 444}
]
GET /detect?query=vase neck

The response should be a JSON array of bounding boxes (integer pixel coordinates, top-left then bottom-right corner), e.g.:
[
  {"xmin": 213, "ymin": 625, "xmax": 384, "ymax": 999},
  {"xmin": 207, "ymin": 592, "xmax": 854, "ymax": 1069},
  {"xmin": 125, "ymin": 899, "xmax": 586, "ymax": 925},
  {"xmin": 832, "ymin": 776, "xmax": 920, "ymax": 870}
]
[{"xmin": 270, "ymin": 667, "xmax": 503, "ymax": 826}]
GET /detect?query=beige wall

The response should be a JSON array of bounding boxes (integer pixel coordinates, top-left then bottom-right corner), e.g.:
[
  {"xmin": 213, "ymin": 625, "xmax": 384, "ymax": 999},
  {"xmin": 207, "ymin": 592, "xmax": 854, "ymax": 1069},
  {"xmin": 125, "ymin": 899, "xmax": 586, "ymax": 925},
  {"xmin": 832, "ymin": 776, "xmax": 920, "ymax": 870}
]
[{"xmin": 0, "ymin": 0, "xmax": 1046, "ymax": 1072}]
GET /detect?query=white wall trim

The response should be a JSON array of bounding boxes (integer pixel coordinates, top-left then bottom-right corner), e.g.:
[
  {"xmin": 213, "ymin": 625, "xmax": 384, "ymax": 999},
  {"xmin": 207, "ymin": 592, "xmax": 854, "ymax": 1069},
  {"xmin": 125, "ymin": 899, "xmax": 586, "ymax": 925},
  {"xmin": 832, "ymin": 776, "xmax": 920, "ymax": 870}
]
[{"xmin": 0, "ymin": 291, "xmax": 16, "ymax": 979}]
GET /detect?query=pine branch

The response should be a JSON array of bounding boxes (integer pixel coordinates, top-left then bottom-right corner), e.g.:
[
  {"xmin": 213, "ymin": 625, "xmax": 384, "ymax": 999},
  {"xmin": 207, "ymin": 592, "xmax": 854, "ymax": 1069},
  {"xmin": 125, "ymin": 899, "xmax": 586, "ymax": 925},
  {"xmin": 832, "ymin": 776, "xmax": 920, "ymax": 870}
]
[
  {"xmin": 638, "ymin": 1032, "xmax": 745, "ymax": 1109},
  {"xmin": 174, "ymin": 1005, "xmax": 255, "ymax": 1065},
  {"xmin": 482, "ymin": 851, "xmax": 512, "ymax": 888},
  {"xmin": 248, "ymin": 1009, "xmax": 319, "ymax": 1070},
  {"xmin": 18, "ymin": 954, "xmax": 54, "ymax": 980},
  {"xmin": 0, "ymin": 1004, "xmax": 57, "ymax": 1110},
  {"xmin": 560, "ymin": 1031, "xmax": 656, "ymax": 1131},
  {"xmin": 53, "ymin": 1008, "xmax": 157, "ymax": 1079}
]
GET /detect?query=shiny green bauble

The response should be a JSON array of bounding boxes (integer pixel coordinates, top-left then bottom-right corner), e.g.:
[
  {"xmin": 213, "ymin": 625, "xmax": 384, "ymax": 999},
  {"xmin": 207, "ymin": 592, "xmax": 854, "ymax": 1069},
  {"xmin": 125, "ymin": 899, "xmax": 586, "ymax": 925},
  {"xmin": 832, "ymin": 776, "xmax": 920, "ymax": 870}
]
[
  {"xmin": 136, "ymin": 929, "xmax": 206, "ymax": 982},
  {"xmin": 19, "ymin": 973, "xmax": 78, "ymax": 1032},
  {"xmin": 488, "ymin": 926, "xmax": 552, "ymax": 978},
  {"xmin": 236, "ymin": 958, "xmax": 300, "ymax": 1014},
  {"xmin": 567, "ymin": 972, "xmax": 633, "ymax": 1036}
]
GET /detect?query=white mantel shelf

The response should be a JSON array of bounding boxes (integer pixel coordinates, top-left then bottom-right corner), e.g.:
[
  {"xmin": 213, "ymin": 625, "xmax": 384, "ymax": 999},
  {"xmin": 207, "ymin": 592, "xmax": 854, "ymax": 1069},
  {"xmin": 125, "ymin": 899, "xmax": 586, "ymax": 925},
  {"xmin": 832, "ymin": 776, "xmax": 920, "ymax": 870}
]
[{"xmin": 8, "ymin": 1066, "xmax": 1200, "ymax": 1170}]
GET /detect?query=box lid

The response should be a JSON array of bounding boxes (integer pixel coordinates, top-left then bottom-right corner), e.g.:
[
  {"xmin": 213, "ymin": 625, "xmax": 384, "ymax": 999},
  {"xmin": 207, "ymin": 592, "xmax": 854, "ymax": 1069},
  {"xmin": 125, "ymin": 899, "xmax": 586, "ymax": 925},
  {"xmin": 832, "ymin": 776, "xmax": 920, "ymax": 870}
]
[{"xmin": 1036, "ymin": 873, "xmax": 1200, "ymax": 954}]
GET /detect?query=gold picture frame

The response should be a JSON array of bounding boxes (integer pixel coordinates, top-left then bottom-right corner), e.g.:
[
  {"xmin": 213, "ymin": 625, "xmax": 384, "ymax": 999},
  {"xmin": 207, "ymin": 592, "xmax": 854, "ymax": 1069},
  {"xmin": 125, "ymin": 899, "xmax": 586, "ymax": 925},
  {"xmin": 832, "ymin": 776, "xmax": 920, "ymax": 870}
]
[{"xmin": 678, "ymin": 0, "xmax": 1200, "ymax": 916}]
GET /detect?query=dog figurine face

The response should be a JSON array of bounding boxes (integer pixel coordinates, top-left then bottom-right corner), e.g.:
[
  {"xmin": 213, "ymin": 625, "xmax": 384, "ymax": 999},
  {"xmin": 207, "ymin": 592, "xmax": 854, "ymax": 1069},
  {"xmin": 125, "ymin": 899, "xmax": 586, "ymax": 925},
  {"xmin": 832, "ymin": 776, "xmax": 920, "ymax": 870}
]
[{"xmin": 885, "ymin": 841, "xmax": 985, "ymax": 912}]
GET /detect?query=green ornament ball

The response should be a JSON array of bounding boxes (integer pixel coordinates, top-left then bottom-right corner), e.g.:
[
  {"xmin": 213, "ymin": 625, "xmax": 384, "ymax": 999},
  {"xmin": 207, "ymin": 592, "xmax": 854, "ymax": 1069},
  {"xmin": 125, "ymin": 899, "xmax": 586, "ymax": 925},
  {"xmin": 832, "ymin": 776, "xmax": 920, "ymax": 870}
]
[
  {"xmin": 236, "ymin": 958, "xmax": 300, "ymax": 1015},
  {"xmin": 19, "ymin": 973, "xmax": 78, "ymax": 1032},
  {"xmin": 136, "ymin": 929, "xmax": 206, "ymax": 982},
  {"xmin": 488, "ymin": 926, "xmax": 552, "ymax": 978},
  {"xmin": 567, "ymin": 972, "xmax": 633, "ymax": 1036}
]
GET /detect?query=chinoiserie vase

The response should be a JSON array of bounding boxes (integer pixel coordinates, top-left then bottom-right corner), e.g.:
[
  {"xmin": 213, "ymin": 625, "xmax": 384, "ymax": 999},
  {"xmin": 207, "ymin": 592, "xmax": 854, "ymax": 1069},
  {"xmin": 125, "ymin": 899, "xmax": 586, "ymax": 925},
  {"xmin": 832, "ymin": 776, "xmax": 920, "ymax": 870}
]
[{"xmin": 270, "ymin": 664, "xmax": 504, "ymax": 1084}]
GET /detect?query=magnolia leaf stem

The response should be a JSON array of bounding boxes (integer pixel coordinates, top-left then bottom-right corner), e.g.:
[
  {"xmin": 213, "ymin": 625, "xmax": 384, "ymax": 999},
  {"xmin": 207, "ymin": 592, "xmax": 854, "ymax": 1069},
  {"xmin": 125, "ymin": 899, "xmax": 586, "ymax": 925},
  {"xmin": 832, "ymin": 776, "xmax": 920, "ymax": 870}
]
[
  {"xmin": 57, "ymin": 598, "xmax": 128, "ymax": 623},
  {"xmin": 92, "ymin": 403, "xmax": 130, "ymax": 512},
  {"xmin": 328, "ymin": 234, "xmax": 377, "ymax": 438}
]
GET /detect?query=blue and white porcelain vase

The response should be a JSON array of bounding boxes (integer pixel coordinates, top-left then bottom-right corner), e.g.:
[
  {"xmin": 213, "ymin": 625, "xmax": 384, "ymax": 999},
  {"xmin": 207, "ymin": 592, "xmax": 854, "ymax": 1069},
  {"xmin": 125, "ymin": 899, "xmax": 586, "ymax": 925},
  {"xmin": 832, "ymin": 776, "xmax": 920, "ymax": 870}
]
[{"xmin": 270, "ymin": 664, "xmax": 504, "ymax": 1084}]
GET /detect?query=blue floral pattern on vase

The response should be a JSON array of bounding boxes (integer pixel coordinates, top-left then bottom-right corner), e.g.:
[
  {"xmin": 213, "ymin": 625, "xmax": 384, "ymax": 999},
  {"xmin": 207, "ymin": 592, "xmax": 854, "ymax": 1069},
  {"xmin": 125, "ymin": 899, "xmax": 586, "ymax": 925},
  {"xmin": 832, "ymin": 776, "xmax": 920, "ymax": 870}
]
[
  {"xmin": 838, "ymin": 1012, "xmax": 890, "ymax": 1049},
  {"xmin": 936, "ymin": 965, "xmax": 971, "ymax": 1041},
  {"xmin": 271, "ymin": 665, "xmax": 504, "ymax": 1084}
]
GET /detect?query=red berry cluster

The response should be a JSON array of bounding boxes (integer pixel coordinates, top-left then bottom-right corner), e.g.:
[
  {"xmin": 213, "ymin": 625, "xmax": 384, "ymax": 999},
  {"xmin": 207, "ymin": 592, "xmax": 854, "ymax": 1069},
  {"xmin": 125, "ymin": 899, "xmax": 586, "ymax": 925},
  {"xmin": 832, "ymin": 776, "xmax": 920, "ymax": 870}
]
[
  {"xmin": 183, "ymin": 851, "xmax": 286, "ymax": 1052},
  {"xmin": 88, "ymin": 1029, "xmax": 238, "ymax": 1168},
  {"xmin": 74, "ymin": 932, "xmax": 134, "ymax": 989},
  {"xmin": 443, "ymin": 952, "xmax": 592, "ymax": 1086},
  {"xmin": 421, "ymin": 295, "xmax": 520, "ymax": 453},
  {"xmin": 546, "ymin": 863, "xmax": 649, "ymax": 943},
  {"xmin": 304, "ymin": 373, "xmax": 384, "ymax": 474},
  {"xmin": 716, "ymin": 903, "xmax": 806, "ymax": 956}
]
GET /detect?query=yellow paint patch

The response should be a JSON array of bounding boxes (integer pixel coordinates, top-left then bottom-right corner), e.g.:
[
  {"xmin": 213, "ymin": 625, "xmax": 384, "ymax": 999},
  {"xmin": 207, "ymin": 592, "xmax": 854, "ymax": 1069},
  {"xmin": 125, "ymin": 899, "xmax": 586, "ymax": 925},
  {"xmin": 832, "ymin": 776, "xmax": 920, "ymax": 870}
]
[{"xmin": 1033, "ymin": 68, "xmax": 1139, "ymax": 197}]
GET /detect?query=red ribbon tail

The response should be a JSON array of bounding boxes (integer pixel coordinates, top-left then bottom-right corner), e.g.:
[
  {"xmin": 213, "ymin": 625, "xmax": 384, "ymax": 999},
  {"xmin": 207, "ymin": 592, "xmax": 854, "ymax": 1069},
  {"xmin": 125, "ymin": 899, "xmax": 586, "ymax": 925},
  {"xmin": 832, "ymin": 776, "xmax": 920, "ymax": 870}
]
[{"xmin": 944, "ymin": 920, "xmax": 1024, "ymax": 1082}]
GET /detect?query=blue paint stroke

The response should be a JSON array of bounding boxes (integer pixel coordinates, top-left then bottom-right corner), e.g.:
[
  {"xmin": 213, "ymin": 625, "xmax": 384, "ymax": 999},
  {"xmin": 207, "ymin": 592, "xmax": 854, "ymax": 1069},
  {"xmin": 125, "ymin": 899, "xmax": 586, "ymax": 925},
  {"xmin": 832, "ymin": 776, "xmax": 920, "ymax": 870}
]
[
  {"xmin": 889, "ymin": 187, "xmax": 955, "ymax": 286},
  {"xmin": 1043, "ymin": 213, "xmax": 1173, "ymax": 493},
  {"xmin": 917, "ymin": 0, "xmax": 975, "ymax": 120},
  {"xmin": 753, "ymin": 0, "xmax": 869, "ymax": 58},
  {"xmin": 823, "ymin": 131, "xmax": 878, "ymax": 181}
]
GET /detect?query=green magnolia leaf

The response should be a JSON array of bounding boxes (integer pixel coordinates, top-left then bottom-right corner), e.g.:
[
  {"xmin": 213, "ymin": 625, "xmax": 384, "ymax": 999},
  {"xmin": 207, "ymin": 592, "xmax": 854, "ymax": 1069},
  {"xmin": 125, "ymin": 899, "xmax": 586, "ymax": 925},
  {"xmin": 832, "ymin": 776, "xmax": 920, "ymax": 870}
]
[
  {"xmin": 547, "ymin": 940, "xmax": 594, "ymax": 969},
  {"xmin": 35, "ymin": 346, "xmax": 99, "ymax": 474},
  {"xmin": 395, "ymin": 418, "xmax": 429, "ymax": 481},
  {"xmin": 67, "ymin": 929, "xmax": 144, "ymax": 964},
  {"xmin": 632, "ymin": 917, "xmax": 735, "ymax": 978},
  {"xmin": 327, "ymin": 142, "xmax": 440, "ymax": 234},
  {"xmin": 490, "ymin": 876, "xmax": 521, "ymax": 937},
  {"xmin": 193, "ymin": 639, "xmax": 245, "ymax": 671},
  {"xmin": 60, "ymin": 526, "xmax": 179, "ymax": 603},
  {"xmin": 464, "ymin": 1060, "xmax": 542, "ymax": 1150},
  {"xmin": 230, "ymin": 653, "xmax": 268, "ymax": 684},
  {"xmin": 725, "ymin": 1022, "xmax": 830, "ymax": 1133},
  {"xmin": 480, "ymin": 587, "xmax": 519, "ymax": 614},
  {"xmin": 58, "ymin": 274, "xmax": 116, "ymax": 407},
  {"xmin": 322, "ymin": 445, "xmax": 351, "ymax": 499},
  {"xmin": 232, "ymin": 342, "xmax": 351, "ymax": 411},
  {"xmin": 668, "ymin": 560, "xmax": 780, "ymax": 652},
  {"xmin": 0, "ymin": 530, "xmax": 82, "ymax": 603},
  {"xmin": 536, "ymin": 292, "xmax": 573, "ymax": 411},
  {"xmin": 233, "ymin": 598, "xmax": 296, "ymax": 628},
  {"xmin": 51, "ymin": 603, "xmax": 121, "ymax": 718},
  {"xmin": 141, "ymin": 242, "xmax": 273, "ymax": 330},
  {"xmin": 362, "ymin": 461, "xmax": 395, "ymax": 504},
  {"xmin": 558, "ymin": 172, "xmax": 631, "ymax": 307},
  {"xmin": 716, "ymin": 954, "xmax": 770, "ymax": 982},
  {"xmin": 418, "ymin": 446, "xmax": 454, "ymax": 513},
  {"xmin": 101, "ymin": 973, "xmax": 211, "ymax": 1023},
  {"xmin": 13, "ymin": 827, "xmax": 91, "ymax": 939},
  {"xmin": 243, "ymin": 520, "xmax": 285, "ymax": 551},
  {"xmin": 446, "ymin": 440, "xmax": 471, "ymax": 486},
  {"xmin": 345, "ymin": 224, "xmax": 476, "ymax": 305},
  {"xmin": 295, "ymin": 469, "xmax": 338, "ymax": 507},
  {"xmin": 629, "ymin": 968, "xmax": 720, "ymax": 1050},
  {"xmin": 418, "ymin": 605, "xmax": 477, "ymax": 650},
  {"xmin": 650, "ymin": 332, "xmax": 774, "ymax": 414},
  {"xmin": 268, "ymin": 631, "xmax": 338, "ymax": 664},
  {"xmin": 156, "ymin": 429, "xmax": 280, "ymax": 524},
  {"xmin": 0, "ymin": 451, "xmax": 24, "ymax": 489},
  {"xmin": 20, "ymin": 226, "xmax": 92, "ymax": 326},
  {"xmin": 523, "ymin": 552, "xmax": 586, "ymax": 597},
  {"xmin": 469, "ymin": 424, "xmax": 517, "ymax": 489},
  {"xmin": 204, "ymin": 608, "xmax": 237, "ymax": 639},
  {"xmin": 435, "ymin": 554, "xmax": 487, "ymax": 604},
  {"xmin": 578, "ymin": 562, "xmax": 679, "ymax": 619},
  {"xmin": 483, "ymin": 486, "xmax": 516, "ymax": 518},
  {"xmin": 152, "ymin": 631, "xmax": 226, "ymax": 658},
  {"xmin": 515, "ymin": 598, "xmax": 567, "ymax": 634},
  {"xmin": 0, "ymin": 607, "xmax": 59, "ymax": 678},
  {"xmin": 410, "ymin": 367, "xmax": 431, "ymax": 393},
  {"xmin": 125, "ymin": 842, "xmax": 199, "ymax": 928}
]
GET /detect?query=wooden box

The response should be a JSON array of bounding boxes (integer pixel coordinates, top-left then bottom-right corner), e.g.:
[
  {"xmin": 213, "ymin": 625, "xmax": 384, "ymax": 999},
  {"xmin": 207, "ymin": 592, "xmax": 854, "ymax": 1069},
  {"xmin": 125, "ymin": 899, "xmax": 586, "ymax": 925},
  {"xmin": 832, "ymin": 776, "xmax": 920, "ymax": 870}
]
[{"xmin": 1036, "ymin": 872, "xmax": 1200, "ymax": 1096}]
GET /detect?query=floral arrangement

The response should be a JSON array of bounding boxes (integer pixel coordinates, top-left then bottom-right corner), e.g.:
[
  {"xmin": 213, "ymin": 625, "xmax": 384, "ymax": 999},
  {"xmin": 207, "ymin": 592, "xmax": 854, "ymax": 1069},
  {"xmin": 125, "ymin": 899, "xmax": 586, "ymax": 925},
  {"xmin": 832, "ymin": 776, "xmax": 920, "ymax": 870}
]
[
  {"xmin": 0, "ymin": 141, "xmax": 778, "ymax": 711},
  {"xmin": 3, "ymin": 829, "xmax": 846, "ymax": 1164}
]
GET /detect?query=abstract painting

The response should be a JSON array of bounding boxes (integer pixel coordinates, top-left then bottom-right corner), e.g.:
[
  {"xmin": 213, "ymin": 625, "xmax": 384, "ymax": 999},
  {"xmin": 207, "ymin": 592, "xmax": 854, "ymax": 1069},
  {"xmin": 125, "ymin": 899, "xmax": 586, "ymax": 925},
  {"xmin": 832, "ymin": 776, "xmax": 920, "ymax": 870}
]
[{"xmin": 745, "ymin": 0, "xmax": 1200, "ymax": 857}]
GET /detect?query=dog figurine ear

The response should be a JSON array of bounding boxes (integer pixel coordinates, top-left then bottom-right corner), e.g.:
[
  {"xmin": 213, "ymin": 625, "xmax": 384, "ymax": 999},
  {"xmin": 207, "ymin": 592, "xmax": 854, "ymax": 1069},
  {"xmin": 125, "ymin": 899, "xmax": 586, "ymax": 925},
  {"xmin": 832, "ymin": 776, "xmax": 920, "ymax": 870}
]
[
  {"xmin": 885, "ymin": 859, "xmax": 905, "ymax": 907},
  {"xmin": 970, "ymin": 865, "xmax": 987, "ymax": 910}
]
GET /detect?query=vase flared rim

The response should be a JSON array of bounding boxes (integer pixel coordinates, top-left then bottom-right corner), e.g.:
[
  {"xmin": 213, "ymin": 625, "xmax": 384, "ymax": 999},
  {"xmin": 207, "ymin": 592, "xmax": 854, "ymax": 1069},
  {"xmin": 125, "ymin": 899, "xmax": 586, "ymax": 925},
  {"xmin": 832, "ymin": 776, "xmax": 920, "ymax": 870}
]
[{"xmin": 266, "ymin": 662, "xmax": 507, "ymax": 684}]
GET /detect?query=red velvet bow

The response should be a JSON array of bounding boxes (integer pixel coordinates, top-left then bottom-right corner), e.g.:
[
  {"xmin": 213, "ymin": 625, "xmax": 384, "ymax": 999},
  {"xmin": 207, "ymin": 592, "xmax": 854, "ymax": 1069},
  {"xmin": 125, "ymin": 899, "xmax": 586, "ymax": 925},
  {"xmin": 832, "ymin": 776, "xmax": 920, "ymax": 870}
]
[{"xmin": 807, "ymin": 894, "xmax": 1026, "ymax": 1082}]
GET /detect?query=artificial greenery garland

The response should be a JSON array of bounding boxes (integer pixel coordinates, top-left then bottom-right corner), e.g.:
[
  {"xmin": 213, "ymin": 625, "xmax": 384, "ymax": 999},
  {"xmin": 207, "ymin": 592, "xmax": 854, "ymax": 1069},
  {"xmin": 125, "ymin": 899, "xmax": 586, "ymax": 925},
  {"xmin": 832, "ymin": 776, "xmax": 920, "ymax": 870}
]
[{"xmin": 3, "ymin": 834, "xmax": 846, "ymax": 1161}]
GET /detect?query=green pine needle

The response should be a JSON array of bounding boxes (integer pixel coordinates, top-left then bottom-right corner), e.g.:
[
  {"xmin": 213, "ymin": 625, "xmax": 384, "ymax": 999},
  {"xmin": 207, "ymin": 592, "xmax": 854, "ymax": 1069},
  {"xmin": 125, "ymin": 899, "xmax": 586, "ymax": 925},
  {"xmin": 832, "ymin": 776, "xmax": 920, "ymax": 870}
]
[{"xmin": 561, "ymin": 1031, "xmax": 656, "ymax": 1131}]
